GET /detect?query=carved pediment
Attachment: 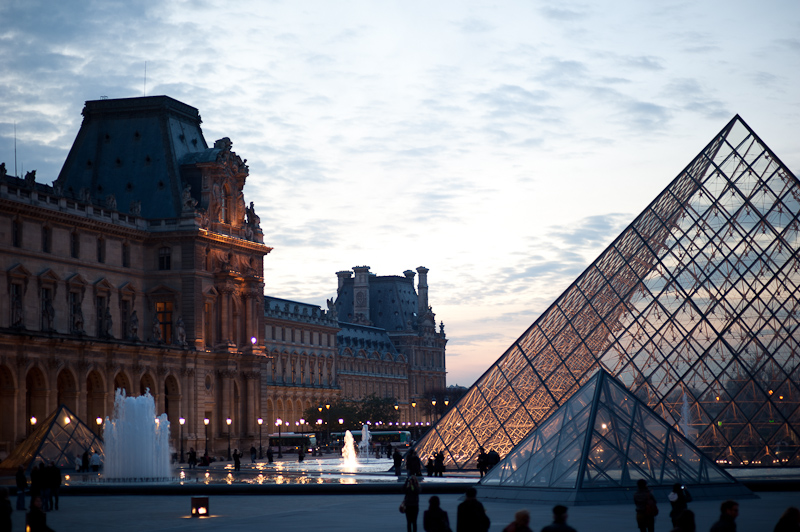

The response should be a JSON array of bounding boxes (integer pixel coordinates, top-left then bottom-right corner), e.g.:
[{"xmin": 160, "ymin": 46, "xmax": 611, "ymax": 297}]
[
  {"xmin": 94, "ymin": 277, "xmax": 114, "ymax": 295},
  {"xmin": 7, "ymin": 263, "xmax": 32, "ymax": 279},
  {"xmin": 66, "ymin": 273, "xmax": 88, "ymax": 288},
  {"xmin": 146, "ymin": 284, "xmax": 179, "ymax": 298},
  {"xmin": 37, "ymin": 268, "xmax": 61, "ymax": 284},
  {"xmin": 118, "ymin": 282, "xmax": 137, "ymax": 297}
]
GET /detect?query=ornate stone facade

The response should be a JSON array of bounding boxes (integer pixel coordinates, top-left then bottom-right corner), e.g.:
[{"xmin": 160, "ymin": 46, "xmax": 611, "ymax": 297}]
[
  {"xmin": 0, "ymin": 96, "xmax": 270, "ymax": 458},
  {"xmin": 0, "ymin": 96, "xmax": 448, "ymax": 459},
  {"xmin": 334, "ymin": 266, "xmax": 447, "ymax": 425},
  {"xmin": 262, "ymin": 297, "xmax": 339, "ymax": 432}
]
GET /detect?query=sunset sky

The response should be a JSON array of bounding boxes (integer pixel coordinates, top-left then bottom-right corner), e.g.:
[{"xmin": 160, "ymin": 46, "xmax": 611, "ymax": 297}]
[{"xmin": 1, "ymin": 0, "xmax": 798, "ymax": 386}]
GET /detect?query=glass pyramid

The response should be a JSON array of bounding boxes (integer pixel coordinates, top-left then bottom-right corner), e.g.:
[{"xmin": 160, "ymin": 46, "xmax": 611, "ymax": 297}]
[
  {"xmin": 0, "ymin": 405, "xmax": 104, "ymax": 472},
  {"xmin": 478, "ymin": 370, "xmax": 753, "ymax": 504},
  {"xmin": 416, "ymin": 115, "xmax": 800, "ymax": 469}
]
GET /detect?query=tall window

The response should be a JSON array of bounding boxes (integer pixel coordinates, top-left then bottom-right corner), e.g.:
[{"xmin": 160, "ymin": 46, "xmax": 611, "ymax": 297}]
[
  {"xmin": 70, "ymin": 232, "xmax": 80, "ymax": 259},
  {"xmin": 10, "ymin": 283, "xmax": 23, "ymax": 327},
  {"xmin": 12, "ymin": 220, "xmax": 21, "ymax": 248},
  {"xmin": 122, "ymin": 243, "xmax": 130, "ymax": 268},
  {"xmin": 68, "ymin": 292, "xmax": 82, "ymax": 332},
  {"xmin": 156, "ymin": 301, "xmax": 173, "ymax": 343},
  {"xmin": 158, "ymin": 247, "xmax": 171, "ymax": 270},
  {"xmin": 41, "ymin": 226, "xmax": 51, "ymax": 253},
  {"xmin": 120, "ymin": 299, "xmax": 130, "ymax": 339},
  {"xmin": 221, "ymin": 186, "xmax": 230, "ymax": 223},
  {"xmin": 40, "ymin": 288, "xmax": 53, "ymax": 330},
  {"xmin": 97, "ymin": 238, "xmax": 105, "ymax": 263},
  {"xmin": 96, "ymin": 296, "xmax": 107, "ymax": 337}
]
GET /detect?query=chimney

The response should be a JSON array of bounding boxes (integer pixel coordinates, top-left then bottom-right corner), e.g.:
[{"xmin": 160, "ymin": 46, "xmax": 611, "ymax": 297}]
[
  {"xmin": 352, "ymin": 266, "xmax": 371, "ymax": 322},
  {"xmin": 403, "ymin": 270, "xmax": 416, "ymax": 281},
  {"xmin": 416, "ymin": 266, "xmax": 429, "ymax": 316},
  {"xmin": 336, "ymin": 270, "xmax": 352, "ymax": 293}
]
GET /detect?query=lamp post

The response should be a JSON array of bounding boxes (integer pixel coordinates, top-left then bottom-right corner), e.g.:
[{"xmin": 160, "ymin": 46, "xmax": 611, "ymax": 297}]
[
  {"xmin": 95, "ymin": 417, "xmax": 103, "ymax": 437},
  {"xmin": 276, "ymin": 418, "xmax": 283, "ymax": 458},
  {"xmin": 179, "ymin": 417, "xmax": 186, "ymax": 463},
  {"xmin": 325, "ymin": 401, "xmax": 331, "ymax": 453},
  {"xmin": 411, "ymin": 400, "xmax": 417, "ymax": 437},
  {"xmin": 203, "ymin": 418, "xmax": 210, "ymax": 457},
  {"xmin": 226, "ymin": 418, "xmax": 232, "ymax": 461},
  {"xmin": 431, "ymin": 397, "xmax": 437, "ymax": 423},
  {"xmin": 257, "ymin": 418, "xmax": 263, "ymax": 459}
]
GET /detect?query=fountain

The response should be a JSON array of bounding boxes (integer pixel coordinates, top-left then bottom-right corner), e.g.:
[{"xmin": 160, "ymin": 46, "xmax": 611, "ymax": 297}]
[
  {"xmin": 103, "ymin": 389, "xmax": 171, "ymax": 480},
  {"xmin": 358, "ymin": 424, "xmax": 371, "ymax": 456},
  {"xmin": 342, "ymin": 431, "xmax": 357, "ymax": 466}
]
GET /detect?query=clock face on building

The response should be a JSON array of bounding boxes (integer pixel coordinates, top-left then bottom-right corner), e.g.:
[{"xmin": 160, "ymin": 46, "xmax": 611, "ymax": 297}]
[{"xmin": 355, "ymin": 291, "xmax": 366, "ymax": 306}]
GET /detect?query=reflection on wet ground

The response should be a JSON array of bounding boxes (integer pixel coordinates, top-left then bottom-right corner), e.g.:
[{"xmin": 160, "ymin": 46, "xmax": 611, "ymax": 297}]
[{"xmin": 61, "ymin": 456, "xmax": 478, "ymax": 486}]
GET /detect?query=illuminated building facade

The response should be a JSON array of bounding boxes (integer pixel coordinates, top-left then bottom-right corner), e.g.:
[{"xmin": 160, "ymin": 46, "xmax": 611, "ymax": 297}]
[{"xmin": 0, "ymin": 96, "xmax": 270, "ymax": 458}]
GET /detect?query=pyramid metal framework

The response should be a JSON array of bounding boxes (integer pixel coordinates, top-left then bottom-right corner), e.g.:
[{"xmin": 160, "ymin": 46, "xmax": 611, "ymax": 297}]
[
  {"xmin": 416, "ymin": 115, "xmax": 800, "ymax": 469},
  {"xmin": 478, "ymin": 370, "xmax": 752, "ymax": 504},
  {"xmin": 0, "ymin": 405, "xmax": 104, "ymax": 472}
]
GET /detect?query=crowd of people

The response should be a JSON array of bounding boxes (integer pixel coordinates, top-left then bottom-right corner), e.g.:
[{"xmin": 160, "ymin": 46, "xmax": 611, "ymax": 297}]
[
  {"xmin": 2, "ymin": 461, "xmax": 62, "ymax": 531},
  {"xmin": 401, "ymin": 484, "xmax": 579, "ymax": 532},
  {"xmin": 398, "ymin": 475, "xmax": 800, "ymax": 532},
  {"xmin": 633, "ymin": 478, "xmax": 800, "ymax": 532}
]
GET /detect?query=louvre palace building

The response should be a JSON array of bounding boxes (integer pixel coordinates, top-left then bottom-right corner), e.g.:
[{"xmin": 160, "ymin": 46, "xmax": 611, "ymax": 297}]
[{"xmin": 0, "ymin": 95, "xmax": 446, "ymax": 459}]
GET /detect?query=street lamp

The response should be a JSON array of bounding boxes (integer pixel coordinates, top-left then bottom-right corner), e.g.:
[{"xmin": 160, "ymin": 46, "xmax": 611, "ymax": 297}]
[
  {"xmin": 299, "ymin": 418, "xmax": 305, "ymax": 435},
  {"xmin": 276, "ymin": 418, "xmax": 283, "ymax": 458},
  {"xmin": 226, "ymin": 418, "xmax": 232, "ymax": 461},
  {"xmin": 257, "ymin": 418, "xmax": 263, "ymax": 459},
  {"xmin": 431, "ymin": 398, "xmax": 437, "ymax": 423},
  {"xmin": 325, "ymin": 401, "xmax": 331, "ymax": 452},
  {"xmin": 203, "ymin": 418, "xmax": 210, "ymax": 457},
  {"xmin": 444, "ymin": 397, "xmax": 449, "ymax": 407},
  {"xmin": 179, "ymin": 417, "xmax": 186, "ymax": 463}
]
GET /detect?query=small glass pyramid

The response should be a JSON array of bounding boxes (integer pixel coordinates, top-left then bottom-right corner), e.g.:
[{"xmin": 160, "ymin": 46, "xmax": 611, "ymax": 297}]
[
  {"xmin": 415, "ymin": 115, "xmax": 800, "ymax": 470},
  {"xmin": 478, "ymin": 369, "xmax": 752, "ymax": 504},
  {"xmin": 0, "ymin": 405, "xmax": 104, "ymax": 472}
]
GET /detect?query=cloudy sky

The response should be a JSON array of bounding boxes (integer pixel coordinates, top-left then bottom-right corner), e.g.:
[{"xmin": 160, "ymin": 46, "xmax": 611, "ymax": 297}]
[{"xmin": 1, "ymin": 0, "xmax": 798, "ymax": 386}]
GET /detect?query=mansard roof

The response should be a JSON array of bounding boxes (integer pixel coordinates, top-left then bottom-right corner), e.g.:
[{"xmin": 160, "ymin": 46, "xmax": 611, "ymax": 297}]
[
  {"xmin": 337, "ymin": 322, "xmax": 399, "ymax": 356},
  {"xmin": 55, "ymin": 96, "xmax": 208, "ymax": 219},
  {"xmin": 264, "ymin": 295, "xmax": 338, "ymax": 327},
  {"xmin": 336, "ymin": 274, "xmax": 419, "ymax": 332}
]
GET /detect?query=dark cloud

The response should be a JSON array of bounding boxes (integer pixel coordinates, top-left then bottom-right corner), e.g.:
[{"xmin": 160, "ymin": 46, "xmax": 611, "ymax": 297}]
[
  {"xmin": 621, "ymin": 56, "xmax": 664, "ymax": 71},
  {"xmin": 663, "ymin": 78, "xmax": 730, "ymax": 120},
  {"xmin": 474, "ymin": 84, "xmax": 553, "ymax": 119},
  {"xmin": 539, "ymin": 6, "xmax": 587, "ymax": 21},
  {"xmin": 453, "ymin": 18, "xmax": 493, "ymax": 33},
  {"xmin": 776, "ymin": 38, "xmax": 800, "ymax": 51},
  {"xmin": 534, "ymin": 58, "xmax": 588, "ymax": 83}
]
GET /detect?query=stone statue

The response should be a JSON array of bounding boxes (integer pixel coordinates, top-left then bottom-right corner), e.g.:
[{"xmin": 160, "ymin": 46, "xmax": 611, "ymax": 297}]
[
  {"xmin": 129, "ymin": 310, "xmax": 139, "ymax": 340},
  {"xmin": 246, "ymin": 201, "xmax": 260, "ymax": 227},
  {"xmin": 326, "ymin": 298, "xmax": 338, "ymax": 321},
  {"xmin": 24, "ymin": 170, "xmax": 36, "ymax": 187},
  {"xmin": 152, "ymin": 315, "xmax": 162, "ymax": 343},
  {"xmin": 11, "ymin": 295, "xmax": 24, "ymax": 328},
  {"xmin": 104, "ymin": 306, "xmax": 113, "ymax": 338},
  {"xmin": 181, "ymin": 183, "xmax": 197, "ymax": 212},
  {"xmin": 43, "ymin": 299, "xmax": 55, "ymax": 331},
  {"xmin": 439, "ymin": 321, "xmax": 445, "ymax": 335},
  {"xmin": 130, "ymin": 200, "xmax": 142, "ymax": 216},
  {"xmin": 73, "ymin": 307, "xmax": 85, "ymax": 334},
  {"xmin": 0, "ymin": 162, "xmax": 7, "ymax": 179},
  {"xmin": 175, "ymin": 315, "xmax": 187, "ymax": 347},
  {"xmin": 105, "ymin": 194, "xmax": 117, "ymax": 210},
  {"xmin": 79, "ymin": 187, "xmax": 91, "ymax": 203}
]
